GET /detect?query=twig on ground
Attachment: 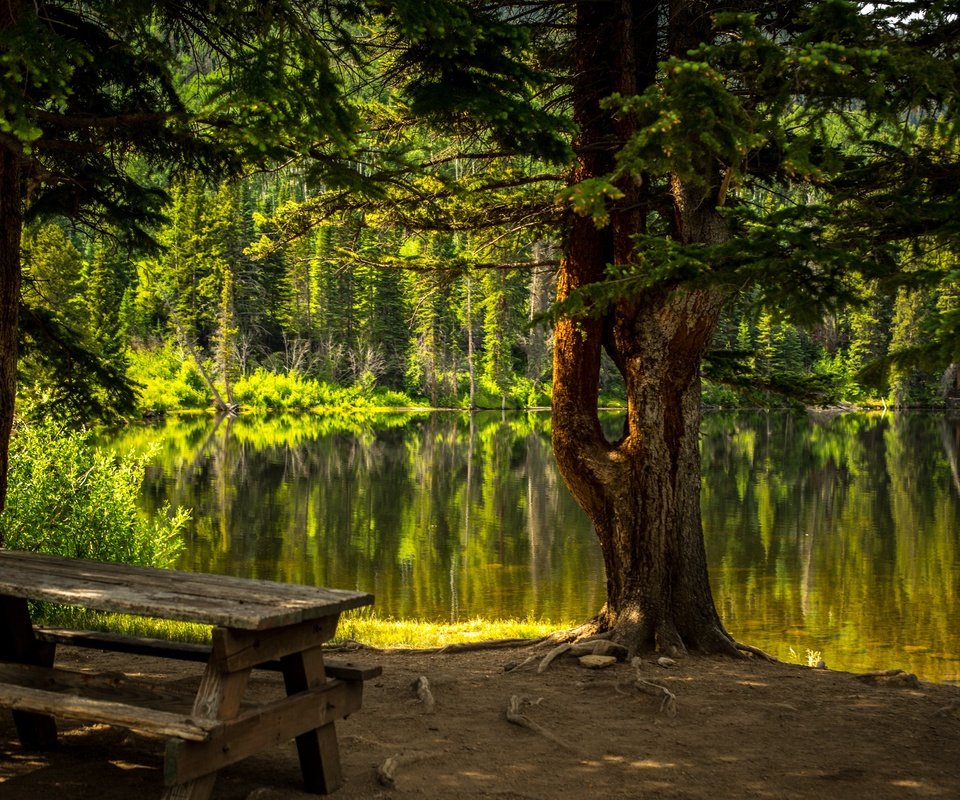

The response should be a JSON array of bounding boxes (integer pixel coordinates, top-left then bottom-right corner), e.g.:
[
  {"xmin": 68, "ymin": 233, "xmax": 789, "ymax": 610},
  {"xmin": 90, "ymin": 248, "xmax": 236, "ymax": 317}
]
[
  {"xmin": 377, "ymin": 751, "xmax": 431, "ymax": 788},
  {"xmin": 412, "ymin": 675, "xmax": 436, "ymax": 713},
  {"xmin": 505, "ymin": 695, "xmax": 576, "ymax": 751}
]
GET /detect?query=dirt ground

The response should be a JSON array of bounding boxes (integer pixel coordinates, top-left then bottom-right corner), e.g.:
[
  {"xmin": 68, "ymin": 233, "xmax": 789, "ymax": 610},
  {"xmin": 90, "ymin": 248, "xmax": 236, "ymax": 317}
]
[{"xmin": 2, "ymin": 643, "xmax": 960, "ymax": 800}]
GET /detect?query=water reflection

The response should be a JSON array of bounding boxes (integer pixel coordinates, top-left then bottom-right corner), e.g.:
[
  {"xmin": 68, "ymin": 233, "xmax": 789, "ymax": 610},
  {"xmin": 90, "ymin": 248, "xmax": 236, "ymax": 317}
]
[{"xmin": 106, "ymin": 410, "xmax": 960, "ymax": 683}]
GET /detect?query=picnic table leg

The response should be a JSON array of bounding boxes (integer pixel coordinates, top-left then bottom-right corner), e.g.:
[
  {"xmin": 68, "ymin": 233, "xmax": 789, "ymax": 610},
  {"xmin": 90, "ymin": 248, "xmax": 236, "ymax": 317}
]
[
  {"xmin": 0, "ymin": 595, "xmax": 58, "ymax": 750},
  {"xmin": 161, "ymin": 660, "xmax": 251, "ymax": 800},
  {"xmin": 281, "ymin": 646, "xmax": 344, "ymax": 794}
]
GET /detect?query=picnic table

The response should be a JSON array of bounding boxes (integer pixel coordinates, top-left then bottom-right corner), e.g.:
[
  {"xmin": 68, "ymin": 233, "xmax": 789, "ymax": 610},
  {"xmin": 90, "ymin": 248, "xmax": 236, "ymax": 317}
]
[{"xmin": 0, "ymin": 549, "xmax": 379, "ymax": 799}]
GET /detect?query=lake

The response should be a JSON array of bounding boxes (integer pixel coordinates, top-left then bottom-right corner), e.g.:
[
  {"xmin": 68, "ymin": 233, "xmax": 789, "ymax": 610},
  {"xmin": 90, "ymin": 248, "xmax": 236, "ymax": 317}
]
[{"xmin": 105, "ymin": 410, "xmax": 960, "ymax": 684}]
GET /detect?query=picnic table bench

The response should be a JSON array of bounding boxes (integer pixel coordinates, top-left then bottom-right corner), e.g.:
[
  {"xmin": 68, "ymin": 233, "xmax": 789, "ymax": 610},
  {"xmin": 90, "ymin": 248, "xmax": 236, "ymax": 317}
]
[{"xmin": 0, "ymin": 549, "xmax": 380, "ymax": 799}]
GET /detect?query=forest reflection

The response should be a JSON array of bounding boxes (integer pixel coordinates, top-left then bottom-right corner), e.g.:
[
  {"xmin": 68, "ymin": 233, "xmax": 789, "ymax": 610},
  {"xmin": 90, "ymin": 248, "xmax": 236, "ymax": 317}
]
[{"xmin": 106, "ymin": 410, "xmax": 960, "ymax": 684}]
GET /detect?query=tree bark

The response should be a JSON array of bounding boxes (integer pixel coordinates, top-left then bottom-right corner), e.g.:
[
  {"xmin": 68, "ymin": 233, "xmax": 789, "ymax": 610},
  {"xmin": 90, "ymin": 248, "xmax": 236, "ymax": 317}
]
[
  {"xmin": 0, "ymin": 129, "xmax": 23, "ymax": 528},
  {"xmin": 551, "ymin": 0, "xmax": 737, "ymax": 656}
]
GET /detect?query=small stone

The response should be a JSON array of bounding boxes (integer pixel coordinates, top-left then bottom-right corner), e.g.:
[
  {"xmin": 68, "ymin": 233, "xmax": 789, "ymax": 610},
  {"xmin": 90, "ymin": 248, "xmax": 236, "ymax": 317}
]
[
  {"xmin": 657, "ymin": 656, "xmax": 677, "ymax": 668},
  {"xmin": 579, "ymin": 655, "xmax": 617, "ymax": 669},
  {"xmin": 815, "ymin": 659, "xmax": 827, "ymax": 670}
]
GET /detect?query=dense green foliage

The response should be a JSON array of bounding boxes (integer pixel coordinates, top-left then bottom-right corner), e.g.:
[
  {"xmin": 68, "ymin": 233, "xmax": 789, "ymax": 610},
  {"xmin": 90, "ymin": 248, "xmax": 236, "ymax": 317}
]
[
  {"xmin": 11, "ymin": 3, "xmax": 960, "ymax": 420},
  {"xmin": 19, "ymin": 186, "xmax": 957, "ymax": 416},
  {"xmin": 0, "ymin": 421, "xmax": 188, "ymax": 565}
]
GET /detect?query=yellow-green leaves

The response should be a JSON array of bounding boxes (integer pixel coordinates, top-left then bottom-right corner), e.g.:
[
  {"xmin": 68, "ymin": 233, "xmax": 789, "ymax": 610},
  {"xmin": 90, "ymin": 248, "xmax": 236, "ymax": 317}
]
[{"xmin": 556, "ymin": 178, "xmax": 624, "ymax": 227}]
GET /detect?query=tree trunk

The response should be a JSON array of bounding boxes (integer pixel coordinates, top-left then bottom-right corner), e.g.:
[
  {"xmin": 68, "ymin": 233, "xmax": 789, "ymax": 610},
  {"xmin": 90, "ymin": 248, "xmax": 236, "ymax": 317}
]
[
  {"xmin": 0, "ymin": 139, "xmax": 23, "ymax": 527},
  {"xmin": 551, "ymin": 0, "xmax": 737, "ymax": 656}
]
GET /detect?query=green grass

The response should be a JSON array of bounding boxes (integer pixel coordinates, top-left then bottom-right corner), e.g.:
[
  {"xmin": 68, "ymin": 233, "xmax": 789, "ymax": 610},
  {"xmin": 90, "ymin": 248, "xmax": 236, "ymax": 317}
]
[
  {"xmin": 35, "ymin": 607, "xmax": 569, "ymax": 650},
  {"xmin": 334, "ymin": 613, "xmax": 570, "ymax": 649},
  {"xmin": 38, "ymin": 606, "xmax": 213, "ymax": 643}
]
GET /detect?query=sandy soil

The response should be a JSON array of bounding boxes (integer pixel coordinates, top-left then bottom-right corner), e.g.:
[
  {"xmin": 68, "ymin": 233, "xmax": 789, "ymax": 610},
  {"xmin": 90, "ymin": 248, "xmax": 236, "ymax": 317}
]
[{"xmin": 2, "ymin": 644, "xmax": 959, "ymax": 800}]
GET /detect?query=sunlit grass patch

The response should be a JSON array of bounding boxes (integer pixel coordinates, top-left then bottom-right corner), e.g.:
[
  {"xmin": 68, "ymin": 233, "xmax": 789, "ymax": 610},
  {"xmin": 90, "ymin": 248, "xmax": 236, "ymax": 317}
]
[
  {"xmin": 37, "ymin": 606, "xmax": 212, "ymax": 644},
  {"xmin": 334, "ymin": 612, "xmax": 569, "ymax": 649}
]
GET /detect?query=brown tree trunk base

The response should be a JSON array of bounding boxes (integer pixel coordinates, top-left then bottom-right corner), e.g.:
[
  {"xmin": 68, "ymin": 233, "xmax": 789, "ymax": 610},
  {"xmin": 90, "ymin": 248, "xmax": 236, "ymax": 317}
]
[{"xmin": 549, "ymin": 609, "xmax": 743, "ymax": 661}]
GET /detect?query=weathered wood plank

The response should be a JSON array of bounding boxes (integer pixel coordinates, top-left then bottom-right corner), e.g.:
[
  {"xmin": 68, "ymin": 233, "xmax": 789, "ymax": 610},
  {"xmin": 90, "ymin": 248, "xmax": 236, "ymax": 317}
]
[
  {"xmin": 210, "ymin": 615, "xmax": 339, "ymax": 672},
  {"xmin": 0, "ymin": 662, "xmax": 197, "ymax": 713},
  {"xmin": 165, "ymin": 679, "xmax": 362, "ymax": 787},
  {"xmin": 0, "ymin": 680, "xmax": 218, "ymax": 741},
  {"xmin": 37, "ymin": 628, "xmax": 212, "ymax": 663},
  {"xmin": 36, "ymin": 628, "xmax": 383, "ymax": 681},
  {"xmin": 0, "ymin": 550, "xmax": 373, "ymax": 630}
]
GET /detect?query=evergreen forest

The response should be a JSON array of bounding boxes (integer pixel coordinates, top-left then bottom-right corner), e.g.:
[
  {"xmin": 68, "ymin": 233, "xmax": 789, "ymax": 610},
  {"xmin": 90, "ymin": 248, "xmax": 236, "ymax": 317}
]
[{"xmin": 10, "ymin": 3, "xmax": 960, "ymax": 427}]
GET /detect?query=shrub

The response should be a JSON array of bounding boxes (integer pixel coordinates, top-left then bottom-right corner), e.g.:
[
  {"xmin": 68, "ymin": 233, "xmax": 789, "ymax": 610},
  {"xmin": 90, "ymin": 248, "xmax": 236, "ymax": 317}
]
[
  {"xmin": 128, "ymin": 344, "xmax": 210, "ymax": 413},
  {"xmin": 0, "ymin": 421, "xmax": 188, "ymax": 568}
]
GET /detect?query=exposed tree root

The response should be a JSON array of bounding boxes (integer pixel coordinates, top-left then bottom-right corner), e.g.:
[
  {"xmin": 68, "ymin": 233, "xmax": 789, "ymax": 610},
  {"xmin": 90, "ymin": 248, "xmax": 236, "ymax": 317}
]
[
  {"xmin": 618, "ymin": 657, "xmax": 678, "ymax": 716},
  {"xmin": 532, "ymin": 640, "xmax": 629, "ymax": 673},
  {"xmin": 412, "ymin": 676, "xmax": 435, "ymax": 712},
  {"xmin": 504, "ymin": 654, "xmax": 540, "ymax": 673},
  {"xmin": 435, "ymin": 637, "xmax": 550, "ymax": 654},
  {"xmin": 505, "ymin": 695, "xmax": 576, "ymax": 751},
  {"xmin": 855, "ymin": 669, "xmax": 921, "ymax": 688},
  {"xmin": 540, "ymin": 621, "xmax": 606, "ymax": 646},
  {"xmin": 356, "ymin": 636, "xmax": 552, "ymax": 656},
  {"xmin": 377, "ymin": 751, "xmax": 432, "ymax": 788},
  {"xmin": 537, "ymin": 643, "xmax": 572, "ymax": 673},
  {"xmin": 735, "ymin": 642, "xmax": 779, "ymax": 662}
]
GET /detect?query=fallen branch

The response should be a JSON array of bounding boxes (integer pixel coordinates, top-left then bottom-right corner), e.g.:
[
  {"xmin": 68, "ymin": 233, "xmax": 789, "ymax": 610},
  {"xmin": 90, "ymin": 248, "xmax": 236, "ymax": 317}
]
[
  {"xmin": 505, "ymin": 695, "xmax": 576, "ymax": 751},
  {"xmin": 412, "ymin": 675, "xmax": 436, "ymax": 713},
  {"xmin": 377, "ymin": 751, "xmax": 431, "ymax": 788}
]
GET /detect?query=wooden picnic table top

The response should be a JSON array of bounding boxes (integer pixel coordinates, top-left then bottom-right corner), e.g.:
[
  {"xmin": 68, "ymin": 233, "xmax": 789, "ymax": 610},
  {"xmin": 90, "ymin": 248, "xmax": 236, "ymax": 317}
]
[{"xmin": 0, "ymin": 549, "xmax": 373, "ymax": 631}]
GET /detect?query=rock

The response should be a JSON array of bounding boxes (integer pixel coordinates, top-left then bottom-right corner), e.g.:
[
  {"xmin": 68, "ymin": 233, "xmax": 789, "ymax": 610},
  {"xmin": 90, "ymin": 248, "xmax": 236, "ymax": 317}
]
[
  {"xmin": 657, "ymin": 656, "xmax": 677, "ymax": 668},
  {"xmin": 579, "ymin": 655, "xmax": 617, "ymax": 669}
]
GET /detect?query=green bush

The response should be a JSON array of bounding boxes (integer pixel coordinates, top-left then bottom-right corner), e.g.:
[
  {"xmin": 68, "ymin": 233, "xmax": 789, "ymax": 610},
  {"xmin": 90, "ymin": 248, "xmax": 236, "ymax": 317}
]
[
  {"xmin": 234, "ymin": 368, "xmax": 339, "ymax": 409},
  {"xmin": 0, "ymin": 421, "xmax": 188, "ymax": 567},
  {"xmin": 128, "ymin": 344, "xmax": 210, "ymax": 413}
]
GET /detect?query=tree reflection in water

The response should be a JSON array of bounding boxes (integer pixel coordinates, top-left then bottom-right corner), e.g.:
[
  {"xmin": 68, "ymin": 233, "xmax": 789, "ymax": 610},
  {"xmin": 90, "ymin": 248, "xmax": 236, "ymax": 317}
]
[{"xmin": 106, "ymin": 410, "xmax": 960, "ymax": 683}]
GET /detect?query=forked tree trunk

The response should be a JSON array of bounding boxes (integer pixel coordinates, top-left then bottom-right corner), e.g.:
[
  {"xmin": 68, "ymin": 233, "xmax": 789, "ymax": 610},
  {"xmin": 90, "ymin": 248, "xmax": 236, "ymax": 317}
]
[{"xmin": 551, "ymin": 0, "xmax": 737, "ymax": 656}]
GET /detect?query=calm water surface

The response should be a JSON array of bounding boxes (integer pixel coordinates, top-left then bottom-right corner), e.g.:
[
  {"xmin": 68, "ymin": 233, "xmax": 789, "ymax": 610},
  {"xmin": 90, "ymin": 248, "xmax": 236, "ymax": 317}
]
[{"xmin": 106, "ymin": 410, "xmax": 960, "ymax": 684}]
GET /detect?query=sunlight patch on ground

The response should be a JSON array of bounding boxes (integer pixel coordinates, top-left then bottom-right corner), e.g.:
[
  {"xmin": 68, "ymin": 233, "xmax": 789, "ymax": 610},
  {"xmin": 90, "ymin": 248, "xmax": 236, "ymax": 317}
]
[
  {"xmin": 457, "ymin": 771, "xmax": 498, "ymax": 781},
  {"xmin": 890, "ymin": 778, "xmax": 948, "ymax": 795},
  {"xmin": 629, "ymin": 759, "xmax": 678, "ymax": 769}
]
